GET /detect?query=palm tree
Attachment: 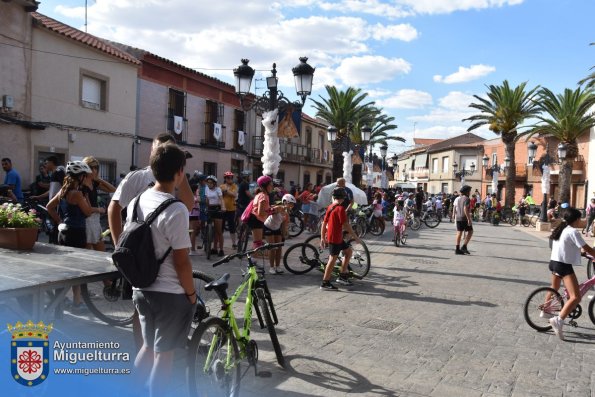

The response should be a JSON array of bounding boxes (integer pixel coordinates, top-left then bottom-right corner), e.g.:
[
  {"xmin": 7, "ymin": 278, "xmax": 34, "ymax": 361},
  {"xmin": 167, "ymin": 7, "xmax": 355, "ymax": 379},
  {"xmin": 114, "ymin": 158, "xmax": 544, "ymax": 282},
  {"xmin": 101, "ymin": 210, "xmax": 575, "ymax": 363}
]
[
  {"xmin": 311, "ymin": 86, "xmax": 375, "ymax": 180},
  {"xmin": 463, "ymin": 80, "xmax": 540, "ymax": 207},
  {"xmin": 578, "ymin": 42, "xmax": 595, "ymax": 88},
  {"xmin": 520, "ymin": 87, "xmax": 595, "ymax": 203}
]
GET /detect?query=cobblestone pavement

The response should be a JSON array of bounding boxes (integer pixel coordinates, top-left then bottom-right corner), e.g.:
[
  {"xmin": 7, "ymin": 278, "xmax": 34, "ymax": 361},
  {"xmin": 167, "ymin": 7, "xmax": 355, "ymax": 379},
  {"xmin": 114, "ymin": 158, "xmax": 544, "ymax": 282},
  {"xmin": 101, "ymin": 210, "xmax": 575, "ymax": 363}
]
[{"xmin": 4, "ymin": 221, "xmax": 595, "ymax": 396}]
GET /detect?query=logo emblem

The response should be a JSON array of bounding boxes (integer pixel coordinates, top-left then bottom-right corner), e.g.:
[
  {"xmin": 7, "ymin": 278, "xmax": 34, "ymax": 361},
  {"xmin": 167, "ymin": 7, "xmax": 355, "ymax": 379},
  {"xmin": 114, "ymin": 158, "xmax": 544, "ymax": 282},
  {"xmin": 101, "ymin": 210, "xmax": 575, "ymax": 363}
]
[{"xmin": 8, "ymin": 321, "xmax": 53, "ymax": 387}]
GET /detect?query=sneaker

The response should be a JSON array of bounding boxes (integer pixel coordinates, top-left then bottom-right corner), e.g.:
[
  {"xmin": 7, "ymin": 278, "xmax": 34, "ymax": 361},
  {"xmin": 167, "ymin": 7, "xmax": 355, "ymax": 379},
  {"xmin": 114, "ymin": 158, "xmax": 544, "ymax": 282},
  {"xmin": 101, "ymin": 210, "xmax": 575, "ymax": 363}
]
[
  {"xmin": 218, "ymin": 250, "xmax": 224, "ymax": 257},
  {"xmin": 540, "ymin": 310, "xmax": 555, "ymax": 319},
  {"xmin": 549, "ymin": 316, "xmax": 564, "ymax": 340},
  {"xmin": 189, "ymin": 250, "xmax": 198, "ymax": 256},
  {"xmin": 336, "ymin": 276, "xmax": 353, "ymax": 287},
  {"xmin": 455, "ymin": 248, "xmax": 465, "ymax": 255},
  {"xmin": 461, "ymin": 247, "xmax": 470, "ymax": 255},
  {"xmin": 320, "ymin": 281, "xmax": 339, "ymax": 291},
  {"xmin": 274, "ymin": 267, "xmax": 284, "ymax": 274}
]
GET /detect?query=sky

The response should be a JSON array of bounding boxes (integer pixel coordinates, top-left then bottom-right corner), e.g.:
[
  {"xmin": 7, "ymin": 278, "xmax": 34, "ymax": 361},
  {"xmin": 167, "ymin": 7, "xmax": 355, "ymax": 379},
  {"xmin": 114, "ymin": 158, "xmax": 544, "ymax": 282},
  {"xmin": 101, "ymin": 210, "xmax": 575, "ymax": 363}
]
[{"xmin": 36, "ymin": 0, "xmax": 595, "ymax": 157}]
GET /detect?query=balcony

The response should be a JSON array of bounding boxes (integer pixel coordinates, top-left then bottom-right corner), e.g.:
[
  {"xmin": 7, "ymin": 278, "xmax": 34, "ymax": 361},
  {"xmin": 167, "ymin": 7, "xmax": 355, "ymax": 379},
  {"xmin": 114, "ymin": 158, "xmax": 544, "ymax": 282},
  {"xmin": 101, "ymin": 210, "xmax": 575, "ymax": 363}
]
[
  {"xmin": 201, "ymin": 122, "xmax": 226, "ymax": 149},
  {"xmin": 232, "ymin": 129, "xmax": 247, "ymax": 152},
  {"xmin": 527, "ymin": 158, "xmax": 585, "ymax": 183},
  {"xmin": 167, "ymin": 116, "xmax": 188, "ymax": 143},
  {"xmin": 407, "ymin": 168, "xmax": 429, "ymax": 180}
]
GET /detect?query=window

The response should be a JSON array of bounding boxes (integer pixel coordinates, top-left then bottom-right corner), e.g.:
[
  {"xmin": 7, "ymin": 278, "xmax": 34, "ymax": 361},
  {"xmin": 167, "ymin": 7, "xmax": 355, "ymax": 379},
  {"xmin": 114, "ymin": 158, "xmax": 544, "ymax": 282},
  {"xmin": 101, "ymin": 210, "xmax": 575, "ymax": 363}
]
[
  {"xmin": 233, "ymin": 110, "xmax": 245, "ymax": 150},
  {"xmin": 203, "ymin": 100, "xmax": 225, "ymax": 147},
  {"xmin": 442, "ymin": 157, "xmax": 449, "ymax": 173},
  {"xmin": 441, "ymin": 183, "xmax": 448, "ymax": 194},
  {"xmin": 319, "ymin": 133, "xmax": 324, "ymax": 150},
  {"xmin": 303, "ymin": 172, "xmax": 310, "ymax": 187},
  {"xmin": 80, "ymin": 72, "xmax": 107, "ymax": 111},
  {"xmin": 460, "ymin": 155, "xmax": 476, "ymax": 170},
  {"xmin": 306, "ymin": 128, "xmax": 312, "ymax": 147},
  {"xmin": 204, "ymin": 162, "xmax": 217, "ymax": 178},
  {"xmin": 167, "ymin": 88, "xmax": 187, "ymax": 142},
  {"xmin": 98, "ymin": 160, "xmax": 117, "ymax": 185},
  {"xmin": 432, "ymin": 158, "xmax": 438, "ymax": 174},
  {"xmin": 492, "ymin": 153, "xmax": 497, "ymax": 167},
  {"xmin": 277, "ymin": 171, "xmax": 285, "ymax": 184},
  {"xmin": 231, "ymin": 159, "xmax": 243, "ymax": 176}
]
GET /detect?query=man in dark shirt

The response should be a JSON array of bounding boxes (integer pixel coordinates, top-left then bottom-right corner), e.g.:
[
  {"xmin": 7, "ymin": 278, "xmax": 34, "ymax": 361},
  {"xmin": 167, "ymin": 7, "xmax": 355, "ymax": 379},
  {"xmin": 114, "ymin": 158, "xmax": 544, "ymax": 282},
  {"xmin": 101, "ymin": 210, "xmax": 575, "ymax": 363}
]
[
  {"xmin": 237, "ymin": 172, "xmax": 252, "ymax": 212},
  {"xmin": 415, "ymin": 187, "xmax": 425, "ymax": 215}
]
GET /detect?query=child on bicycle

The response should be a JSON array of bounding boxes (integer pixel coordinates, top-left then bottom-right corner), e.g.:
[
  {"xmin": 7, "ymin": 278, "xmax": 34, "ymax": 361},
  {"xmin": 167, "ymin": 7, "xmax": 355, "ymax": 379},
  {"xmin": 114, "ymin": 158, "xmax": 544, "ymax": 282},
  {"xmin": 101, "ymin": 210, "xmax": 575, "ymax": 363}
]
[
  {"xmin": 393, "ymin": 201, "xmax": 406, "ymax": 243},
  {"xmin": 320, "ymin": 187, "xmax": 362, "ymax": 291},
  {"xmin": 547, "ymin": 207, "xmax": 595, "ymax": 340}
]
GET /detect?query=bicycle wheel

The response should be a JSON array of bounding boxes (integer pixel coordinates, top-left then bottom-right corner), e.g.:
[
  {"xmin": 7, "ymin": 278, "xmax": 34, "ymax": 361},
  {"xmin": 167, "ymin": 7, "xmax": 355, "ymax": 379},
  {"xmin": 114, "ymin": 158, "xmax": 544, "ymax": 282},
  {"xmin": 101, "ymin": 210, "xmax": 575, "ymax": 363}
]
[
  {"xmin": 283, "ymin": 243, "xmax": 319, "ymax": 274},
  {"xmin": 589, "ymin": 298, "xmax": 595, "ymax": 325},
  {"xmin": 587, "ymin": 258, "xmax": 594, "ymax": 280},
  {"xmin": 356, "ymin": 217, "xmax": 367, "ymax": 238},
  {"xmin": 521, "ymin": 216, "xmax": 531, "ymax": 227},
  {"xmin": 236, "ymin": 223, "xmax": 250, "ymax": 254},
  {"xmin": 287, "ymin": 214, "xmax": 304, "ymax": 238},
  {"xmin": 523, "ymin": 287, "xmax": 564, "ymax": 332},
  {"xmin": 369, "ymin": 218, "xmax": 385, "ymax": 236},
  {"xmin": 508, "ymin": 215, "xmax": 518, "ymax": 226},
  {"xmin": 255, "ymin": 288, "xmax": 284, "ymax": 367},
  {"xmin": 410, "ymin": 217, "xmax": 421, "ymax": 231},
  {"xmin": 400, "ymin": 232, "xmax": 408, "ymax": 245},
  {"xmin": 81, "ymin": 278, "xmax": 134, "ymax": 326},
  {"xmin": 206, "ymin": 223, "xmax": 214, "ymax": 260},
  {"xmin": 393, "ymin": 228, "xmax": 400, "ymax": 247},
  {"xmin": 346, "ymin": 238, "xmax": 371, "ymax": 279},
  {"xmin": 423, "ymin": 213, "xmax": 441, "ymax": 228},
  {"xmin": 187, "ymin": 316, "xmax": 240, "ymax": 397}
]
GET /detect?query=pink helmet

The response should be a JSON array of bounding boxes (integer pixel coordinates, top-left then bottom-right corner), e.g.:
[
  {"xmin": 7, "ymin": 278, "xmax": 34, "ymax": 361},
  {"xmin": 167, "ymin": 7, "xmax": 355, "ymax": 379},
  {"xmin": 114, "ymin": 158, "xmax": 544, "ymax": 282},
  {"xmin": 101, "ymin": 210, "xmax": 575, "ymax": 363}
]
[{"xmin": 257, "ymin": 175, "xmax": 272, "ymax": 188}]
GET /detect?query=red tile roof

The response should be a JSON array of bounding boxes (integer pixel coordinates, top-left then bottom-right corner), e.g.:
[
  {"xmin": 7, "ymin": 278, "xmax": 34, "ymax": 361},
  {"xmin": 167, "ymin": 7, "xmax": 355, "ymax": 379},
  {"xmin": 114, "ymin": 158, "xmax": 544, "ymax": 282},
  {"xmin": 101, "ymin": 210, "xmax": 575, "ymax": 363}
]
[
  {"xmin": 31, "ymin": 13, "xmax": 140, "ymax": 65},
  {"xmin": 413, "ymin": 138, "xmax": 443, "ymax": 145}
]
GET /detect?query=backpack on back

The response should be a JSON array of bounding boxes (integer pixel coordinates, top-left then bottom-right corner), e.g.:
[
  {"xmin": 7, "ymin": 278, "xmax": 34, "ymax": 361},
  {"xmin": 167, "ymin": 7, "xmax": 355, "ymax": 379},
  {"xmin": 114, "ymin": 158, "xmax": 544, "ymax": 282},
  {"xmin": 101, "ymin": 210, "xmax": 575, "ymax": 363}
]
[{"xmin": 112, "ymin": 193, "xmax": 180, "ymax": 288}]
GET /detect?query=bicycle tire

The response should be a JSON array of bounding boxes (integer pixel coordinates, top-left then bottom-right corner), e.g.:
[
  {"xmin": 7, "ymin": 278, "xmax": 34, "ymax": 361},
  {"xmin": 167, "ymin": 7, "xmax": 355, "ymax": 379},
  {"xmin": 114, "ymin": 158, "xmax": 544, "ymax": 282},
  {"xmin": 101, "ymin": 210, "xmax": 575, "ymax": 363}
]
[
  {"xmin": 410, "ymin": 217, "xmax": 421, "ymax": 231},
  {"xmin": 187, "ymin": 316, "xmax": 240, "ymax": 397},
  {"xmin": 509, "ymin": 216, "xmax": 518, "ymax": 226},
  {"xmin": 523, "ymin": 287, "xmax": 564, "ymax": 332},
  {"xmin": 424, "ymin": 213, "xmax": 441, "ymax": 229},
  {"xmin": 401, "ymin": 232, "xmax": 408, "ymax": 245},
  {"xmin": 368, "ymin": 218, "xmax": 385, "ymax": 236},
  {"xmin": 356, "ymin": 217, "xmax": 367, "ymax": 238},
  {"xmin": 255, "ymin": 288, "xmax": 285, "ymax": 367},
  {"xmin": 394, "ymin": 228, "xmax": 400, "ymax": 247},
  {"xmin": 587, "ymin": 258, "xmax": 594, "ymax": 281},
  {"xmin": 589, "ymin": 298, "xmax": 595, "ymax": 325},
  {"xmin": 288, "ymin": 214, "xmax": 304, "ymax": 238},
  {"xmin": 283, "ymin": 243, "xmax": 319, "ymax": 274},
  {"xmin": 206, "ymin": 223, "xmax": 214, "ymax": 260},
  {"xmin": 236, "ymin": 223, "xmax": 250, "ymax": 254},
  {"xmin": 81, "ymin": 278, "xmax": 134, "ymax": 326},
  {"xmin": 347, "ymin": 238, "xmax": 371, "ymax": 279}
]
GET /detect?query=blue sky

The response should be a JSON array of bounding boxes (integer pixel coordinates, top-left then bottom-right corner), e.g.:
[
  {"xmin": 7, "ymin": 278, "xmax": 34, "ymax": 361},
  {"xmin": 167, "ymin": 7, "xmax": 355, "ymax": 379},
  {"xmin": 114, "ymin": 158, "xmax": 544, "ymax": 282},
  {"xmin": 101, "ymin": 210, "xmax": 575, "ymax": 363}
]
[{"xmin": 36, "ymin": 0, "xmax": 595, "ymax": 156}]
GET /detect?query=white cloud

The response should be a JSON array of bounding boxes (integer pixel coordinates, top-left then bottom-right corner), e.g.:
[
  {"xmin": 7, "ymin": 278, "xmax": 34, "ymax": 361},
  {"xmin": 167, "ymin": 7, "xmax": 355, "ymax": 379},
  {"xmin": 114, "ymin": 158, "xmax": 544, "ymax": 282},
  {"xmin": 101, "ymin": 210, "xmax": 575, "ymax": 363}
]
[
  {"xmin": 434, "ymin": 64, "xmax": 496, "ymax": 84},
  {"xmin": 336, "ymin": 56, "xmax": 412, "ymax": 85},
  {"xmin": 370, "ymin": 23, "xmax": 418, "ymax": 41},
  {"xmin": 318, "ymin": 0, "xmax": 524, "ymax": 19},
  {"xmin": 366, "ymin": 89, "xmax": 392, "ymax": 98},
  {"xmin": 438, "ymin": 91, "xmax": 476, "ymax": 109},
  {"xmin": 377, "ymin": 89, "xmax": 433, "ymax": 109}
]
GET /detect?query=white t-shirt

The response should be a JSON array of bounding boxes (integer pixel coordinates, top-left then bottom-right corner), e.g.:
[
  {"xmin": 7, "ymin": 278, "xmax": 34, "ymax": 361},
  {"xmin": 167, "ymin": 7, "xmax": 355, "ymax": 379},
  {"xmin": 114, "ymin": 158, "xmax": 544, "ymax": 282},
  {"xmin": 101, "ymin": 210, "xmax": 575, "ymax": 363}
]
[
  {"xmin": 435, "ymin": 199, "xmax": 443, "ymax": 209},
  {"xmin": 112, "ymin": 167, "xmax": 155, "ymax": 208},
  {"xmin": 127, "ymin": 189, "xmax": 191, "ymax": 294},
  {"xmin": 205, "ymin": 187, "xmax": 223, "ymax": 207},
  {"xmin": 550, "ymin": 226, "xmax": 586, "ymax": 266},
  {"xmin": 453, "ymin": 195, "xmax": 469, "ymax": 221}
]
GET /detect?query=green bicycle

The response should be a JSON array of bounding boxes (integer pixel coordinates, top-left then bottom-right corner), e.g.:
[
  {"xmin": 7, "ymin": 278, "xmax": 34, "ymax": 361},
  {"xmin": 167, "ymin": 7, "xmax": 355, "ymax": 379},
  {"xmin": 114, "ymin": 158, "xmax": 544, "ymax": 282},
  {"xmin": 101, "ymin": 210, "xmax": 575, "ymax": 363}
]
[
  {"xmin": 283, "ymin": 235, "xmax": 371, "ymax": 279},
  {"xmin": 186, "ymin": 242, "xmax": 285, "ymax": 397}
]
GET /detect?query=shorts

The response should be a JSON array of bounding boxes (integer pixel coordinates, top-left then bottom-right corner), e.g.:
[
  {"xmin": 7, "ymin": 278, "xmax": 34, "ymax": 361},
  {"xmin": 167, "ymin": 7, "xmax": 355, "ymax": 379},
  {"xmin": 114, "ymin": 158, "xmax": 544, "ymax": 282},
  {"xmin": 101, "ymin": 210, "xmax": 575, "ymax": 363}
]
[
  {"xmin": 264, "ymin": 225, "xmax": 282, "ymax": 236},
  {"xmin": 302, "ymin": 204, "xmax": 311, "ymax": 214},
  {"xmin": 85, "ymin": 212, "xmax": 102, "ymax": 244},
  {"xmin": 208, "ymin": 206, "xmax": 223, "ymax": 220},
  {"xmin": 456, "ymin": 219, "xmax": 473, "ymax": 232},
  {"xmin": 329, "ymin": 240, "xmax": 350, "ymax": 256},
  {"xmin": 133, "ymin": 290, "xmax": 195, "ymax": 352},
  {"xmin": 222, "ymin": 211, "xmax": 237, "ymax": 233},
  {"xmin": 247, "ymin": 213, "xmax": 264, "ymax": 230},
  {"xmin": 189, "ymin": 215, "xmax": 199, "ymax": 221},
  {"xmin": 58, "ymin": 227, "xmax": 87, "ymax": 248},
  {"xmin": 549, "ymin": 260, "xmax": 575, "ymax": 278}
]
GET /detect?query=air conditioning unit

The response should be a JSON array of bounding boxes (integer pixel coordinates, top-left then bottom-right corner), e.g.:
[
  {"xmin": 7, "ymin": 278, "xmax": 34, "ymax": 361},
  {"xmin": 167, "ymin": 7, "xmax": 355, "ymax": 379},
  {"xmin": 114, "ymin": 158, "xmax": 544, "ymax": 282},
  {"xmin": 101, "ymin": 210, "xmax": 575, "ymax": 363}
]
[{"xmin": 2, "ymin": 95, "xmax": 14, "ymax": 110}]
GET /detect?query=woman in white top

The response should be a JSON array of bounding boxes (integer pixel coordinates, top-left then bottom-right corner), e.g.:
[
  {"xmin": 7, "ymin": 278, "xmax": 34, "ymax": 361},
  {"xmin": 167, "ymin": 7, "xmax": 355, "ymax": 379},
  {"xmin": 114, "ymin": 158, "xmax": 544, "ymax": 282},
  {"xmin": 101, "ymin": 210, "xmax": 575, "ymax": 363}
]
[
  {"xmin": 205, "ymin": 175, "xmax": 226, "ymax": 256},
  {"xmin": 547, "ymin": 207, "xmax": 595, "ymax": 340}
]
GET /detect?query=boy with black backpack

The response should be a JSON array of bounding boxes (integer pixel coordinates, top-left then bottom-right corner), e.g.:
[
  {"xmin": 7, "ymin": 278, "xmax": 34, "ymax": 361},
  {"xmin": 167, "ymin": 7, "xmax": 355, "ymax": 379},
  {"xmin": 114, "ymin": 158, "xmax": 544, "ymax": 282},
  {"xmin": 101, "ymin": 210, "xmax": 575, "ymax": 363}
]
[{"xmin": 126, "ymin": 143, "xmax": 196, "ymax": 396}]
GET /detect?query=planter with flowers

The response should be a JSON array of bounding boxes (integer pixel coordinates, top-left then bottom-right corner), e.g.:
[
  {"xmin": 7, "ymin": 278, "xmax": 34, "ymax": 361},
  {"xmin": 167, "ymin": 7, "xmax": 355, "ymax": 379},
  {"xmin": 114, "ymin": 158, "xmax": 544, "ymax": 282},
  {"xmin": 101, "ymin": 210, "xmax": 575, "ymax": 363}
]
[{"xmin": 0, "ymin": 202, "xmax": 41, "ymax": 250}]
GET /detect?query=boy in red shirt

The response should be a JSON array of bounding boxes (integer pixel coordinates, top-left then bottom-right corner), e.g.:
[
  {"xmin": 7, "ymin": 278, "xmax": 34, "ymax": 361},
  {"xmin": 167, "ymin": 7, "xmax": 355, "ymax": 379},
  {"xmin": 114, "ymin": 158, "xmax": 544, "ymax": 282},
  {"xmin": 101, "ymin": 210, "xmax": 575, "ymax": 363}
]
[{"xmin": 320, "ymin": 187, "xmax": 361, "ymax": 291}]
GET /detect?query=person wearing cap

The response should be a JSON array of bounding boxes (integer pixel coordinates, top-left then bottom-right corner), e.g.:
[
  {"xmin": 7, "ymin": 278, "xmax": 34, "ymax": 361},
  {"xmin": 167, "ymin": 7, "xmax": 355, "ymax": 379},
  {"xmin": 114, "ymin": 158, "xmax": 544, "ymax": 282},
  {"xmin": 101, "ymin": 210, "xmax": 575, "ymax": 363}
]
[
  {"xmin": 453, "ymin": 185, "xmax": 473, "ymax": 255},
  {"xmin": 320, "ymin": 187, "xmax": 362, "ymax": 291}
]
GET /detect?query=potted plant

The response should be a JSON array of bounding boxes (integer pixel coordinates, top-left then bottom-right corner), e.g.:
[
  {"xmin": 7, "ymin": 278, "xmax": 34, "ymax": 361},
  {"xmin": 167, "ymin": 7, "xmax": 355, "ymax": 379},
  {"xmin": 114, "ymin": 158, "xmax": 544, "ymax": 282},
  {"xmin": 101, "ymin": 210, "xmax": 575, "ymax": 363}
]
[{"xmin": 0, "ymin": 202, "xmax": 41, "ymax": 250}]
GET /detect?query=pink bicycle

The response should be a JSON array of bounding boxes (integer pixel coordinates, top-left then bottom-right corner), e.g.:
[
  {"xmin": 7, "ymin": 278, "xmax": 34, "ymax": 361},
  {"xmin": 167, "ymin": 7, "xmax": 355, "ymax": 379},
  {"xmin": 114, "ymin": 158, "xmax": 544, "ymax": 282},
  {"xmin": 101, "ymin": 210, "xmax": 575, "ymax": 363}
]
[
  {"xmin": 393, "ymin": 217, "xmax": 407, "ymax": 247},
  {"xmin": 524, "ymin": 260, "xmax": 595, "ymax": 332}
]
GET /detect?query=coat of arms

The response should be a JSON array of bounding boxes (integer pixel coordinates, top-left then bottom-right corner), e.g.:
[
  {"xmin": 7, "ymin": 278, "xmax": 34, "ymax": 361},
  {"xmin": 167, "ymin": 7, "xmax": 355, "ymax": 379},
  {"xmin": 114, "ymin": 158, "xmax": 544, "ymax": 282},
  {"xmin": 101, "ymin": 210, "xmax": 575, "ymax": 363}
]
[{"xmin": 8, "ymin": 320, "xmax": 53, "ymax": 387}]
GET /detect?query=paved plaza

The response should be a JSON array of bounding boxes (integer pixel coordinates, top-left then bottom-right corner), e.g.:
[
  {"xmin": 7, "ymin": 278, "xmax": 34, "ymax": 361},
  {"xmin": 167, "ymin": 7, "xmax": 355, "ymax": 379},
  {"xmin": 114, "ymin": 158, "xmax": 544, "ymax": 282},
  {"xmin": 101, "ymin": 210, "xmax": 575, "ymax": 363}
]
[{"xmin": 3, "ymin": 221, "xmax": 595, "ymax": 397}]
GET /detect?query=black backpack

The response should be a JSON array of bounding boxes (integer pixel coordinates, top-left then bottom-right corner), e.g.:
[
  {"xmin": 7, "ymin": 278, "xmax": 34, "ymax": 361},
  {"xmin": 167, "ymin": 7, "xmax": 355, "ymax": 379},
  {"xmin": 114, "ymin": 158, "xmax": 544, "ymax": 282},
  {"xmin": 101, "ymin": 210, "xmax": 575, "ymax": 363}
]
[{"xmin": 111, "ymin": 193, "xmax": 181, "ymax": 288}]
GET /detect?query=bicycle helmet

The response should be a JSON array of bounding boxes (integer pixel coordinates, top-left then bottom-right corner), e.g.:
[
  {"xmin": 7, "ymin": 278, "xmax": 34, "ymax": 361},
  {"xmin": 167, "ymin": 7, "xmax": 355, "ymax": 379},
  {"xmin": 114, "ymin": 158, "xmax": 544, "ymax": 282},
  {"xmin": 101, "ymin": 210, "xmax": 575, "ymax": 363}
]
[
  {"xmin": 282, "ymin": 194, "xmax": 296, "ymax": 204},
  {"xmin": 206, "ymin": 175, "xmax": 217, "ymax": 183},
  {"xmin": 332, "ymin": 187, "xmax": 347, "ymax": 199},
  {"xmin": 66, "ymin": 161, "xmax": 92, "ymax": 175},
  {"xmin": 257, "ymin": 175, "xmax": 272, "ymax": 188},
  {"xmin": 224, "ymin": 171, "xmax": 234, "ymax": 178}
]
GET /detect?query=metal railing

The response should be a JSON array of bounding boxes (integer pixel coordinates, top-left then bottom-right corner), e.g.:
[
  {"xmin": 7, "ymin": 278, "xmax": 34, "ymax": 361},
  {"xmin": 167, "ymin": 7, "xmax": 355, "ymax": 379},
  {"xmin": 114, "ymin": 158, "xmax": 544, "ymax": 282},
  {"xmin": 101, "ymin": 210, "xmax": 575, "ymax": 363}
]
[{"xmin": 201, "ymin": 122, "xmax": 226, "ymax": 148}]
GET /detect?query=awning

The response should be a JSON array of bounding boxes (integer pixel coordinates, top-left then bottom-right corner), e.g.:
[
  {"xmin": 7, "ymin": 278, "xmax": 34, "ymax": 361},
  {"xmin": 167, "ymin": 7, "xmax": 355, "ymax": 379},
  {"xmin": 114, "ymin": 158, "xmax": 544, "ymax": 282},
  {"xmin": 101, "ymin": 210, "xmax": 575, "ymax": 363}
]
[{"xmin": 414, "ymin": 153, "xmax": 428, "ymax": 168}]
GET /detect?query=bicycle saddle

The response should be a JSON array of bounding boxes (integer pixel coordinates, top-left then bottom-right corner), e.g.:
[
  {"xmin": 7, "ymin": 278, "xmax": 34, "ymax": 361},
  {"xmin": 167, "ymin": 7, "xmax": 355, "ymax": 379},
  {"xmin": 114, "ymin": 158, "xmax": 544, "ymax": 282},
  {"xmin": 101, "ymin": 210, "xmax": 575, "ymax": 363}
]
[{"xmin": 205, "ymin": 273, "xmax": 230, "ymax": 292}]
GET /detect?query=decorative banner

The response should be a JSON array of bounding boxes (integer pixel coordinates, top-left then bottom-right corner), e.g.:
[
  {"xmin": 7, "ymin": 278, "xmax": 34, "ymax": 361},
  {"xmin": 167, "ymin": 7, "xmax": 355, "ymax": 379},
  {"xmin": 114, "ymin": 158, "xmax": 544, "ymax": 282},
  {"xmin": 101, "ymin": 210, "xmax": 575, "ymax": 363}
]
[
  {"xmin": 213, "ymin": 123, "xmax": 222, "ymax": 141},
  {"xmin": 541, "ymin": 165, "xmax": 551, "ymax": 195},
  {"xmin": 173, "ymin": 116, "xmax": 183, "ymax": 135},
  {"xmin": 238, "ymin": 130, "xmax": 245, "ymax": 146},
  {"xmin": 278, "ymin": 104, "xmax": 299, "ymax": 138}
]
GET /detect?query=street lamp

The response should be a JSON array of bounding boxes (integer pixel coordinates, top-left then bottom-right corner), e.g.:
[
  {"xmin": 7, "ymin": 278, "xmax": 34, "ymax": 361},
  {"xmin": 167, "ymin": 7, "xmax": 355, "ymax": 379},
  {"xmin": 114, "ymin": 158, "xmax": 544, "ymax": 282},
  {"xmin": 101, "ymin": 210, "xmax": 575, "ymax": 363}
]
[
  {"xmin": 531, "ymin": 141, "xmax": 560, "ymax": 222},
  {"xmin": 452, "ymin": 161, "xmax": 476, "ymax": 184},
  {"xmin": 379, "ymin": 145, "xmax": 388, "ymax": 189},
  {"xmin": 482, "ymin": 154, "xmax": 508, "ymax": 177},
  {"xmin": 391, "ymin": 154, "xmax": 399, "ymax": 177},
  {"xmin": 233, "ymin": 57, "xmax": 315, "ymax": 114}
]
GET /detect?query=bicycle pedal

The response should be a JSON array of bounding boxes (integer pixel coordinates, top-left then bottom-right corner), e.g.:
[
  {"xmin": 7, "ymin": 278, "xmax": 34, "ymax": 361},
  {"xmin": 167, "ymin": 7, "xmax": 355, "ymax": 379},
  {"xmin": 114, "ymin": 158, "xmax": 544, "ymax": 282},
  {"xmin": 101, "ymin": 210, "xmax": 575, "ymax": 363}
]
[{"xmin": 569, "ymin": 320, "xmax": 578, "ymax": 328}]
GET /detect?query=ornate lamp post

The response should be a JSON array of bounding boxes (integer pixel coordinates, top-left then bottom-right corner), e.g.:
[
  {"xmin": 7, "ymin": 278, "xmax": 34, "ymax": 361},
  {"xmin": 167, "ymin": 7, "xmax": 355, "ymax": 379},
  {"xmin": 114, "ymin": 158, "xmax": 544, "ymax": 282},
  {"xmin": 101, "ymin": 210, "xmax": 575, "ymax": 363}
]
[
  {"xmin": 530, "ymin": 141, "xmax": 566, "ymax": 223},
  {"xmin": 380, "ymin": 145, "xmax": 388, "ymax": 189},
  {"xmin": 481, "ymin": 154, "xmax": 508, "ymax": 199},
  {"xmin": 391, "ymin": 154, "xmax": 399, "ymax": 181},
  {"xmin": 452, "ymin": 161, "xmax": 476, "ymax": 184}
]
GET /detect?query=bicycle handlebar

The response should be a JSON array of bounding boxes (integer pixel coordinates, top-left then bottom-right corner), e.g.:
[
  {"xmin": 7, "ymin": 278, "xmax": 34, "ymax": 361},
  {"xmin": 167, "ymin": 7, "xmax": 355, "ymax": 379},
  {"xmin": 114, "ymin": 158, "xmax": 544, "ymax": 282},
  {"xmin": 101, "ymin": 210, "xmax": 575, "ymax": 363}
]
[{"xmin": 212, "ymin": 242, "xmax": 285, "ymax": 268}]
